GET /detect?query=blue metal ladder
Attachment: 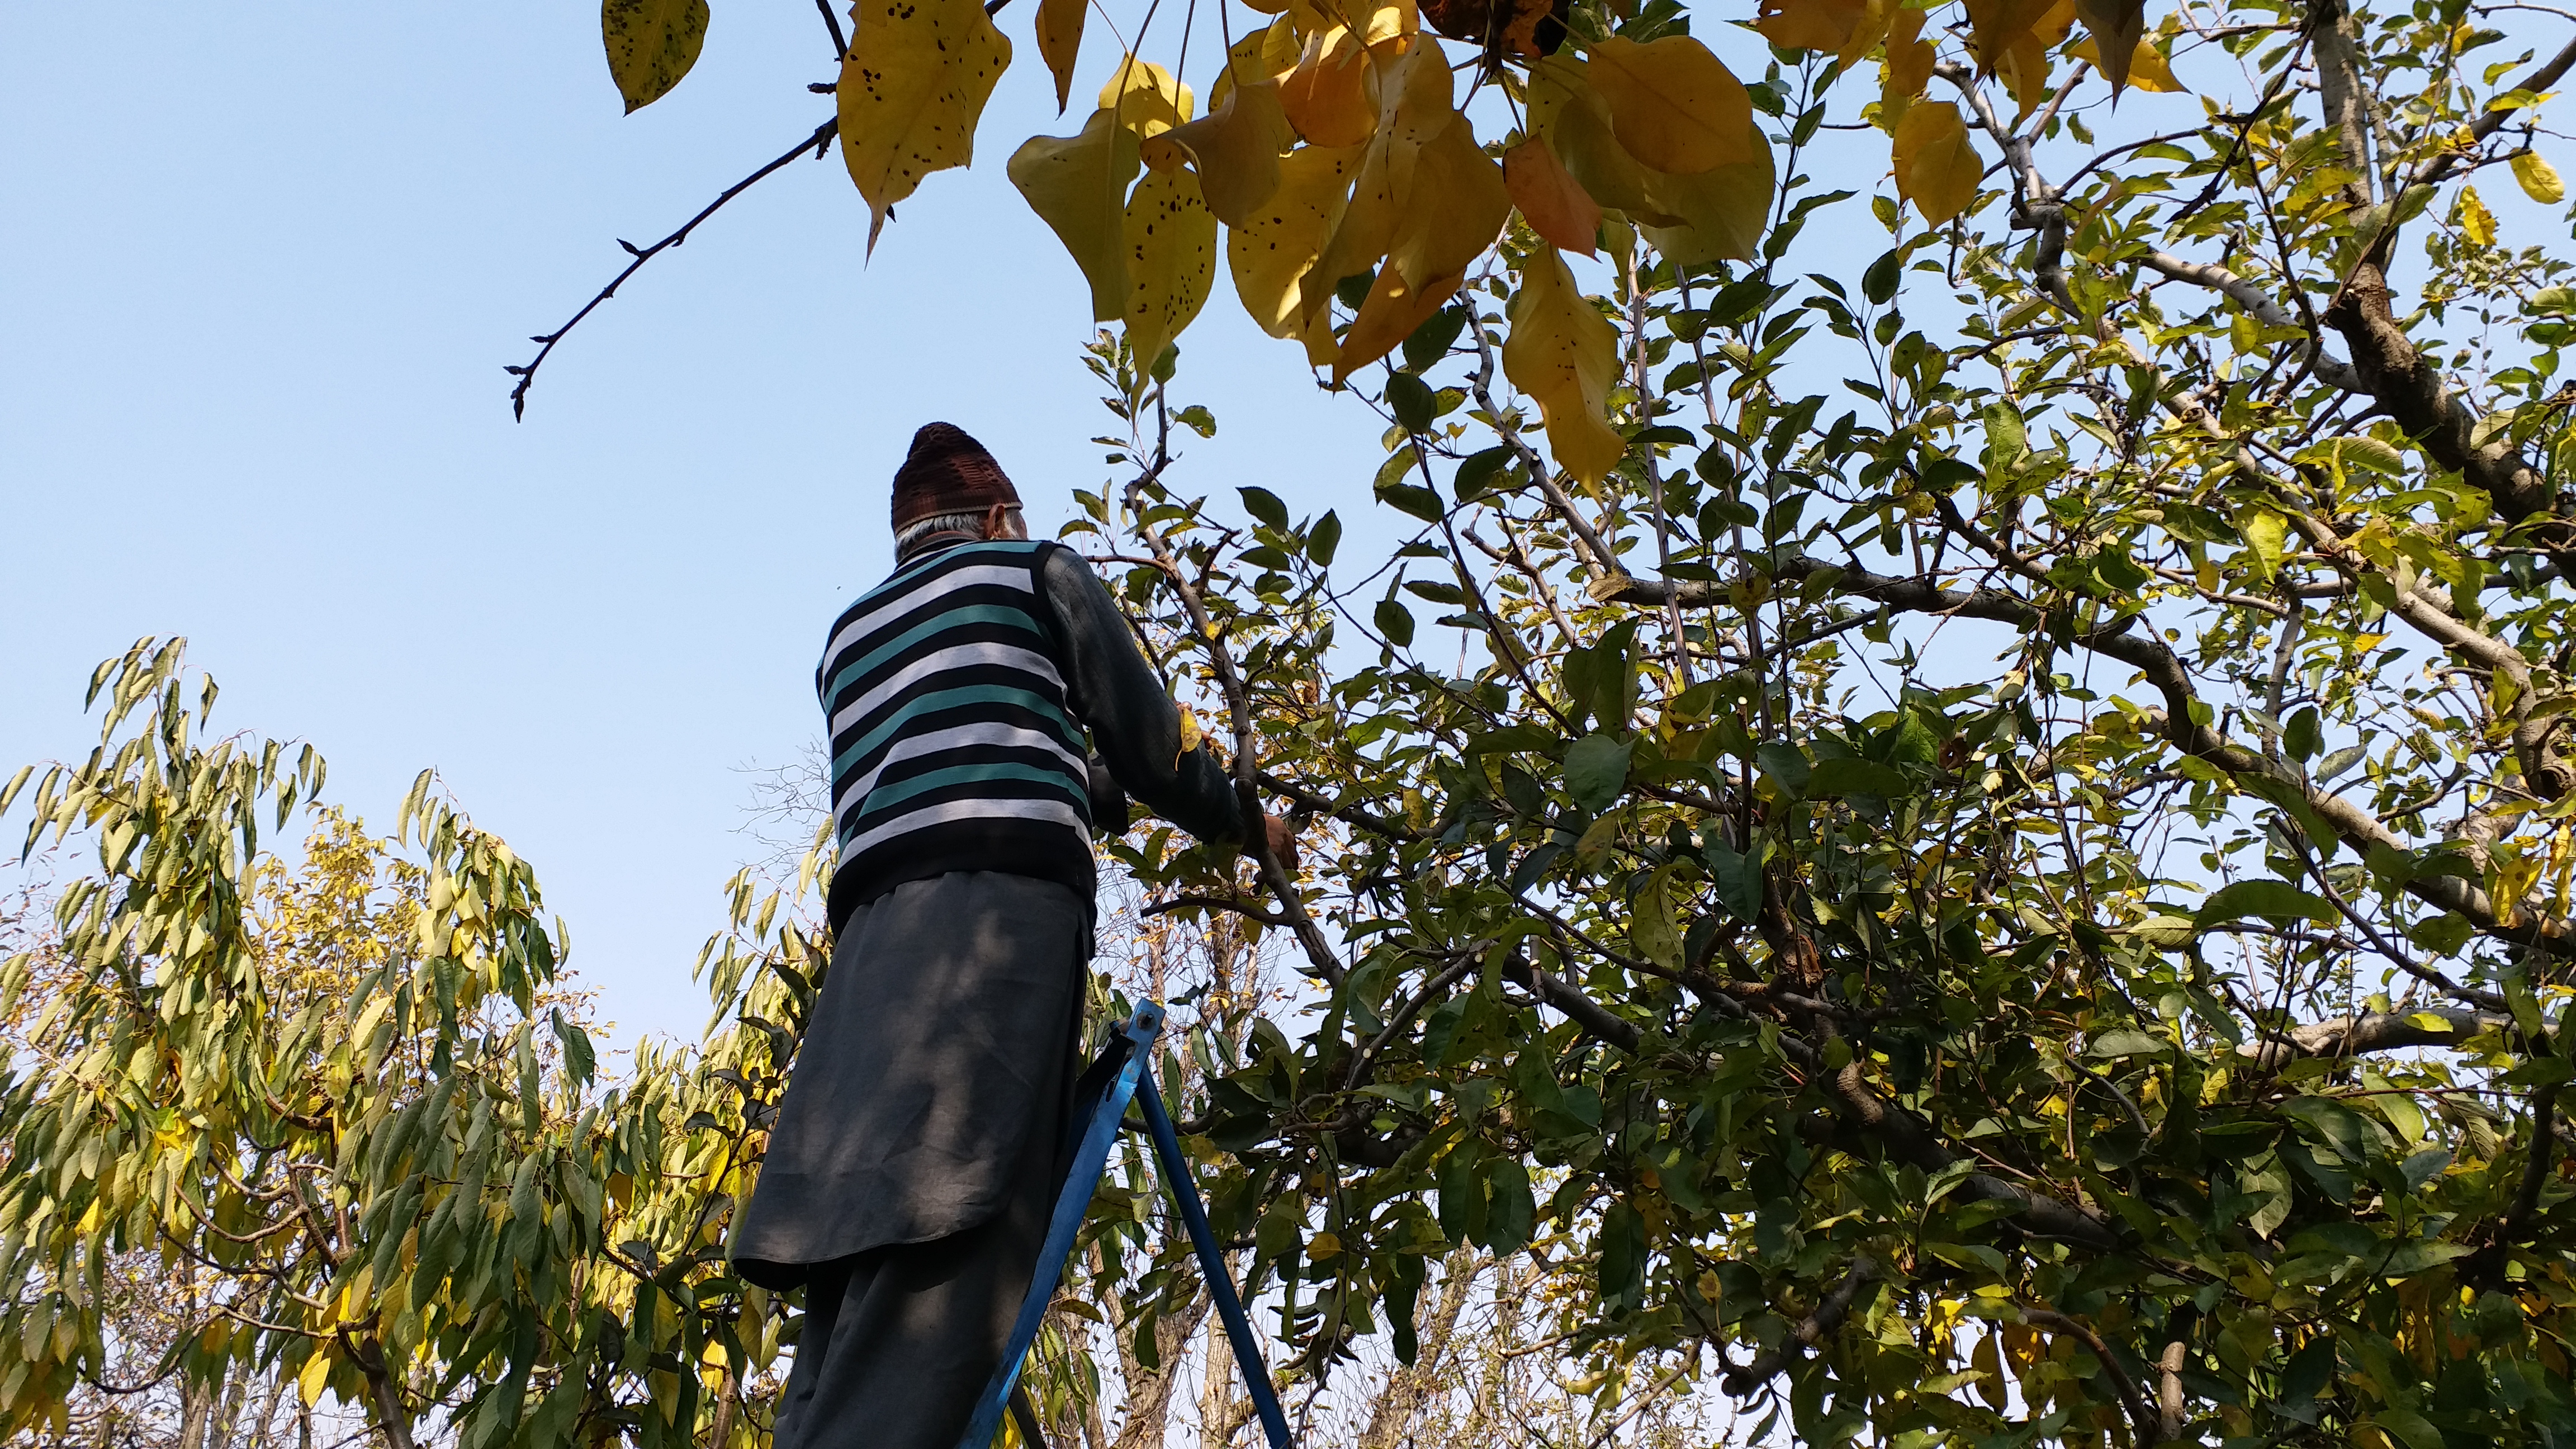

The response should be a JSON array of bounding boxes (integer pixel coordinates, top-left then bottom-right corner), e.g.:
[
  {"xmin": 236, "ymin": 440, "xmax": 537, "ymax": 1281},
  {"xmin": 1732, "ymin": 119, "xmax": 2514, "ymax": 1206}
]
[{"xmin": 958, "ymin": 1001, "xmax": 1294, "ymax": 1449}]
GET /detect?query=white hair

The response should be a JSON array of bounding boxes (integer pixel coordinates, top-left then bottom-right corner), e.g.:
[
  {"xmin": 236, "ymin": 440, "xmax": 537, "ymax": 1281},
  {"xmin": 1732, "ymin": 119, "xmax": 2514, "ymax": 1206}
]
[{"xmin": 893, "ymin": 510, "xmax": 991, "ymax": 557}]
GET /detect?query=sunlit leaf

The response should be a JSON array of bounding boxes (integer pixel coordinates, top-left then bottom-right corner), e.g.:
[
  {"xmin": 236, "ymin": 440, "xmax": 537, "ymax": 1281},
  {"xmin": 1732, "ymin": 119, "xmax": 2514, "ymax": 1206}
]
[
  {"xmin": 1891, "ymin": 100, "xmax": 1981, "ymax": 225},
  {"xmin": 1585, "ymin": 35, "xmax": 1757, "ymax": 175},
  {"xmin": 1230, "ymin": 143, "xmax": 1364, "ymax": 348},
  {"xmin": 1036, "ymin": 0, "xmax": 1086, "ymax": 111},
  {"xmin": 1101, "ymin": 54, "xmax": 1194, "ymax": 139},
  {"xmin": 2515, "ymin": 148, "xmax": 2566, "ymax": 203},
  {"xmin": 837, "ymin": 0, "xmax": 1012, "ymax": 252},
  {"xmin": 2070, "ymin": 31, "xmax": 2182, "ymax": 93},
  {"xmin": 1504, "ymin": 134, "xmax": 1601, "ymax": 256},
  {"xmin": 1279, "ymin": 24, "xmax": 1376, "ymax": 148},
  {"xmin": 1123, "ymin": 165, "xmax": 1219, "ymax": 381},
  {"xmin": 602, "ymin": 0, "xmax": 710, "ymax": 113},
  {"xmin": 1502, "ymin": 245, "xmax": 1625, "ymax": 485}
]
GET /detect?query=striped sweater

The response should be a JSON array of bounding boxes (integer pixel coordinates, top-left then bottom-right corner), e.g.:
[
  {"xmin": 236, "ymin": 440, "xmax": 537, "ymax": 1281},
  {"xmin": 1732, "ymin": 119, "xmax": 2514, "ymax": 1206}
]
[{"xmin": 819, "ymin": 539, "xmax": 1097, "ymax": 920}]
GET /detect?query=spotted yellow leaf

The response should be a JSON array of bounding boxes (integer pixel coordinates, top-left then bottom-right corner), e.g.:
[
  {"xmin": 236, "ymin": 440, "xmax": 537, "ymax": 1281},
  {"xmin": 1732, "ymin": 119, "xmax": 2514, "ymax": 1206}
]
[
  {"xmin": 1124, "ymin": 165, "xmax": 1218, "ymax": 380},
  {"xmin": 1502, "ymin": 246, "xmax": 1625, "ymax": 486},
  {"xmin": 1338, "ymin": 116, "xmax": 1508, "ymax": 380},
  {"xmin": 1281, "ymin": 25, "xmax": 1376, "ymax": 148},
  {"xmin": 1505, "ymin": 133, "xmax": 1602, "ymax": 257},
  {"xmin": 602, "ymin": 0, "xmax": 709, "ymax": 113},
  {"xmin": 1036, "ymin": 0, "xmax": 1085, "ymax": 111},
  {"xmin": 1229, "ymin": 144, "xmax": 1363, "ymax": 362},
  {"xmin": 837, "ymin": 0, "xmax": 1012, "ymax": 253}
]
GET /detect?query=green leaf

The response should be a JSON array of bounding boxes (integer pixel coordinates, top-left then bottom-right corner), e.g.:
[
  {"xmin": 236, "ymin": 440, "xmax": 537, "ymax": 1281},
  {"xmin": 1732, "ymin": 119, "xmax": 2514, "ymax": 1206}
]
[
  {"xmin": 1240, "ymin": 486, "xmax": 1291, "ymax": 529},
  {"xmin": 2284, "ymin": 705, "xmax": 2321, "ymax": 762},
  {"xmin": 1565, "ymin": 734, "xmax": 1633, "ymax": 813},
  {"xmin": 2087, "ymin": 1029, "xmax": 2166, "ymax": 1058},
  {"xmin": 1485, "ymin": 1158, "xmax": 1535, "ymax": 1255},
  {"xmin": 1632, "ymin": 864, "xmax": 1683, "ymax": 969},
  {"xmin": 2241, "ymin": 508, "xmax": 2288, "ymax": 581},
  {"xmin": 1375, "ymin": 598, "xmax": 1417, "ymax": 647},
  {"xmin": 1454, "ymin": 446, "xmax": 1516, "ymax": 500},
  {"xmin": 1388, "ymin": 373, "xmax": 1438, "ymax": 433},
  {"xmin": 1862, "ymin": 247, "xmax": 1901, "ymax": 304},
  {"xmin": 1754, "ymin": 742, "xmax": 1810, "ymax": 797},
  {"xmin": 1806, "ymin": 756, "xmax": 1908, "ymax": 799},
  {"xmin": 1308, "ymin": 509, "xmax": 1342, "ymax": 565},
  {"xmin": 2196, "ymin": 878, "xmax": 2335, "ymax": 928},
  {"xmin": 1702, "ymin": 834, "xmax": 1762, "ymax": 922}
]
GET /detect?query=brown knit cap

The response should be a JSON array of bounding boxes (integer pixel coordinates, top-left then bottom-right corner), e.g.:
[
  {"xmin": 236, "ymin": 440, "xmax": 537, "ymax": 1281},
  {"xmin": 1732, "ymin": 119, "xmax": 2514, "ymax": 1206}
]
[{"xmin": 891, "ymin": 422, "xmax": 1021, "ymax": 530}]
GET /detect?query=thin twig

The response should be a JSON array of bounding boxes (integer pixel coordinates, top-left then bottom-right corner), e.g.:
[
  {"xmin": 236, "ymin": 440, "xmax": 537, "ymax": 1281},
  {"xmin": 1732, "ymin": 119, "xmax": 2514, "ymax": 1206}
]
[{"xmin": 508, "ymin": 117, "xmax": 839, "ymax": 419}]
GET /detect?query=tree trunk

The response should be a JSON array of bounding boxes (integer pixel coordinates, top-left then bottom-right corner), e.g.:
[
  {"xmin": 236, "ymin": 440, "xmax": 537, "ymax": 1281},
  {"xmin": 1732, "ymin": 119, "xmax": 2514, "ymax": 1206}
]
[{"xmin": 176, "ymin": 1377, "xmax": 215, "ymax": 1449}]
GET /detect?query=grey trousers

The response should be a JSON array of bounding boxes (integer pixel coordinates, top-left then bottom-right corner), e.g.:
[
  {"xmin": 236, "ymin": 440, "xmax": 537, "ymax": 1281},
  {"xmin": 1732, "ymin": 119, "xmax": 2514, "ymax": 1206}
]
[{"xmin": 769, "ymin": 1059, "xmax": 1066, "ymax": 1449}]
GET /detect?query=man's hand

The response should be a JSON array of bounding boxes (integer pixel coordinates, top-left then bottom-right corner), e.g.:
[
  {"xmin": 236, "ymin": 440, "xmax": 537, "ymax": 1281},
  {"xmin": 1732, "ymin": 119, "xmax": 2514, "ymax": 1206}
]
[{"xmin": 1249, "ymin": 812, "xmax": 1300, "ymax": 872}]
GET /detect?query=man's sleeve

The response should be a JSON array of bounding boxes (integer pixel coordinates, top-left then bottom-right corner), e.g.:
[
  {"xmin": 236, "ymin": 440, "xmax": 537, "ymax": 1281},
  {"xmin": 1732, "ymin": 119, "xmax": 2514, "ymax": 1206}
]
[{"xmin": 1038, "ymin": 545, "xmax": 1246, "ymax": 846}]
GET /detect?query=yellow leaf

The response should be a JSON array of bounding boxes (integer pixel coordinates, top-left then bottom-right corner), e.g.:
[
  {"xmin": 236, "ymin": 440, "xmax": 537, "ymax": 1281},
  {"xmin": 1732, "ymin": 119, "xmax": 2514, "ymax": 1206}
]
[
  {"xmin": 1963, "ymin": 0, "xmax": 2058, "ymax": 72},
  {"xmin": 1530, "ymin": 55, "xmax": 1773, "ymax": 262},
  {"xmin": 1305, "ymin": 41, "xmax": 1459, "ymax": 317},
  {"xmin": 2461, "ymin": 183, "xmax": 2497, "ymax": 245},
  {"xmin": 1639, "ymin": 124, "xmax": 1775, "ymax": 265},
  {"xmin": 1892, "ymin": 101, "xmax": 1982, "ymax": 225},
  {"xmin": 1388, "ymin": 116, "xmax": 1509, "ymax": 290},
  {"xmin": 1229, "ymin": 143, "xmax": 1365, "ymax": 340},
  {"xmin": 1881, "ymin": 5, "xmax": 1935, "ymax": 121},
  {"xmin": 838, "ymin": 0, "xmax": 1013, "ymax": 253},
  {"xmin": 1502, "ymin": 247, "xmax": 1626, "ymax": 486},
  {"xmin": 1993, "ymin": 0, "xmax": 2073, "ymax": 121},
  {"xmin": 1036, "ymin": 0, "xmax": 1085, "ymax": 112},
  {"xmin": 602, "ymin": 0, "xmax": 709, "ymax": 113},
  {"xmin": 1505, "ymin": 134, "xmax": 1602, "ymax": 256},
  {"xmin": 1339, "ymin": 264, "xmax": 1464, "ymax": 380},
  {"xmin": 1176, "ymin": 703, "xmax": 1202, "ymax": 761},
  {"xmin": 1338, "ymin": 116, "xmax": 1508, "ymax": 380},
  {"xmin": 2071, "ymin": 0, "xmax": 2143, "ymax": 92},
  {"xmin": 1280, "ymin": 25, "xmax": 1376, "ymax": 148},
  {"xmin": 1530, "ymin": 55, "xmax": 1654, "ymax": 217},
  {"xmin": 2515, "ymin": 149, "xmax": 2565, "ymax": 205},
  {"xmin": 1752, "ymin": 0, "xmax": 1867, "ymax": 55},
  {"xmin": 1973, "ymin": 1331, "xmax": 2010, "ymax": 1410},
  {"xmin": 299, "ymin": 1349, "xmax": 333, "ymax": 1407},
  {"xmin": 1010, "ymin": 108, "xmax": 1144, "ymax": 321},
  {"xmin": 2070, "ymin": 33, "xmax": 2181, "ymax": 92},
  {"xmin": 1146, "ymin": 78, "xmax": 1294, "ymax": 226},
  {"xmin": 1309, "ymin": 1230, "xmax": 1343, "ymax": 1258},
  {"xmin": 1360, "ymin": 0, "xmax": 1420, "ymax": 50},
  {"xmin": 1101, "ymin": 55, "xmax": 1194, "ymax": 139},
  {"xmin": 1585, "ymin": 35, "xmax": 1757, "ymax": 175},
  {"xmin": 1123, "ymin": 166, "xmax": 1219, "ymax": 377}
]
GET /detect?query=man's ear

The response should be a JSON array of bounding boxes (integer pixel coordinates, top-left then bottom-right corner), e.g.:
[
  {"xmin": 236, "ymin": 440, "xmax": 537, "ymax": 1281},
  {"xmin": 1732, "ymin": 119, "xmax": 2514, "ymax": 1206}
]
[{"xmin": 984, "ymin": 501, "xmax": 1011, "ymax": 539}]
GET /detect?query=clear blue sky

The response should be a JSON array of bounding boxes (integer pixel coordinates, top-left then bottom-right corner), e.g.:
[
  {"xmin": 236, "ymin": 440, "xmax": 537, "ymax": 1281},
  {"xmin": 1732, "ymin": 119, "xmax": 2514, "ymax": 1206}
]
[{"xmin": 0, "ymin": 3, "xmax": 1394, "ymax": 1045}]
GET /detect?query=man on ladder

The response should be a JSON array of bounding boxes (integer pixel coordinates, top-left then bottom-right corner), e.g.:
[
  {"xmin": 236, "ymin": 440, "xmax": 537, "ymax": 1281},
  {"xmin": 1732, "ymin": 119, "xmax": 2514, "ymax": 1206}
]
[{"xmin": 730, "ymin": 423, "xmax": 1296, "ymax": 1448}]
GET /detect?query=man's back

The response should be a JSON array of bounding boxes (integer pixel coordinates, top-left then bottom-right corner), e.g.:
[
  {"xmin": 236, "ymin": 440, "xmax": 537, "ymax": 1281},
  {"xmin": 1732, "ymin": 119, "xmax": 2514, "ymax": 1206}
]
[{"xmin": 818, "ymin": 537, "xmax": 1096, "ymax": 929}]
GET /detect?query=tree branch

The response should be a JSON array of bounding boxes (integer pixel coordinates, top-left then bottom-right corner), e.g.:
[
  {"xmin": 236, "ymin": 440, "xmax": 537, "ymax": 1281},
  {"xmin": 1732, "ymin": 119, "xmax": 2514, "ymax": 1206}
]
[{"xmin": 508, "ymin": 117, "xmax": 840, "ymax": 420}]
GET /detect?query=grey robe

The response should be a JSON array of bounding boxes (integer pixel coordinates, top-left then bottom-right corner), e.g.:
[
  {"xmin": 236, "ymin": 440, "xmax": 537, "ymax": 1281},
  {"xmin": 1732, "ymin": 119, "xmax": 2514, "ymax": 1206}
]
[{"xmin": 730, "ymin": 870, "xmax": 1088, "ymax": 1289}]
